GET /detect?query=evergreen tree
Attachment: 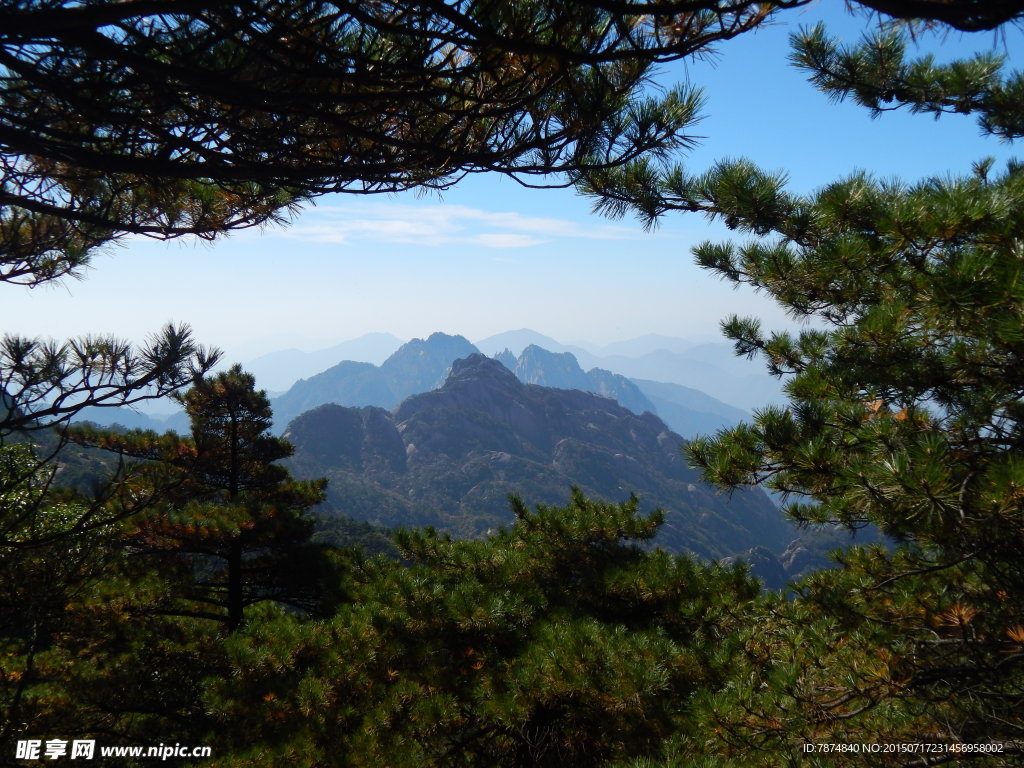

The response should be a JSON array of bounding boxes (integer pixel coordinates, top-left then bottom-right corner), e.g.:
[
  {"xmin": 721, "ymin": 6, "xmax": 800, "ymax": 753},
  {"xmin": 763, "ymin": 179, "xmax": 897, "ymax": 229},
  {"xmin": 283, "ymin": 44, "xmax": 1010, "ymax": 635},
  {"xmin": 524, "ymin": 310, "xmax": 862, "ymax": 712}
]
[
  {"xmin": 0, "ymin": 443, "xmax": 93, "ymax": 751},
  {"xmin": 0, "ymin": 323, "xmax": 219, "ymax": 435},
  {"xmin": 199, "ymin": 490, "xmax": 759, "ymax": 767},
  {"xmin": 0, "ymin": 442, "xmax": 198, "ymax": 759},
  {"xmin": 118, "ymin": 365, "xmax": 334, "ymax": 632},
  {"xmin": 0, "ymin": 0, "xmax": 779, "ymax": 287},
  {"xmin": 582, "ymin": 12, "xmax": 1024, "ymax": 765},
  {"xmin": 850, "ymin": 1, "xmax": 1024, "ymax": 31},
  {"xmin": 4, "ymin": 1, "xmax": 1011, "ymax": 291}
]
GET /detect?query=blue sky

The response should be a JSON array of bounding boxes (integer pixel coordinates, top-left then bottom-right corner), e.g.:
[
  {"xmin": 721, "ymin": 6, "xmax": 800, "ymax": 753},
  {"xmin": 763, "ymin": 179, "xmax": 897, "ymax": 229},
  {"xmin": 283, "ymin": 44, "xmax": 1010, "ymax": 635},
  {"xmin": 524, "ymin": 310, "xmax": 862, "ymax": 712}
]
[{"xmin": 3, "ymin": 2, "xmax": 1022, "ymax": 363}]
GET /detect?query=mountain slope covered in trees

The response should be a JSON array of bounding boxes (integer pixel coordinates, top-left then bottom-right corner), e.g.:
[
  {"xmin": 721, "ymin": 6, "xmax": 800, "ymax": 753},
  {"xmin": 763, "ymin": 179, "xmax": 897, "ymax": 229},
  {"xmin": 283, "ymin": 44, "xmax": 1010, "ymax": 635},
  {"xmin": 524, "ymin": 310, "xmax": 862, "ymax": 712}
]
[
  {"xmin": 285, "ymin": 355, "xmax": 790, "ymax": 562},
  {"xmin": 6, "ymin": 1, "xmax": 1024, "ymax": 764}
]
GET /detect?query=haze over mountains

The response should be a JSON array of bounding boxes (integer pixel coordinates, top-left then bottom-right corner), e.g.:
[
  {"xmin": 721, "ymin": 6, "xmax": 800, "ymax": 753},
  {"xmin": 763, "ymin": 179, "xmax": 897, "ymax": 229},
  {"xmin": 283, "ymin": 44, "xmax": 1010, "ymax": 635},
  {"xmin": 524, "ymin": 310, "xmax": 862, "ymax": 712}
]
[
  {"xmin": 475, "ymin": 329, "xmax": 785, "ymax": 411},
  {"xmin": 284, "ymin": 354, "xmax": 791, "ymax": 563},
  {"xmin": 244, "ymin": 327, "xmax": 784, "ymax": 412},
  {"xmin": 243, "ymin": 332, "xmax": 405, "ymax": 392},
  {"xmin": 269, "ymin": 333, "xmax": 750, "ymax": 439},
  {"xmin": 271, "ymin": 333, "xmax": 479, "ymax": 428},
  {"xmin": 69, "ymin": 330, "xmax": 840, "ymax": 584},
  {"xmin": 74, "ymin": 328, "xmax": 782, "ymax": 432}
]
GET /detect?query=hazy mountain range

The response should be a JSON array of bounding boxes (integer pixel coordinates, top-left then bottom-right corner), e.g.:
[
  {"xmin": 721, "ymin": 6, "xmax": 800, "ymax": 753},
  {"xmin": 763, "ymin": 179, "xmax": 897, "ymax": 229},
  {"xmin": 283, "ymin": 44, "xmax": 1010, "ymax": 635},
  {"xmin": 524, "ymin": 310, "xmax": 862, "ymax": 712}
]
[
  {"xmin": 243, "ymin": 332, "xmax": 405, "ymax": 392},
  {"xmin": 269, "ymin": 333, "xmax": 749, "ymax": 439},
  {"xmin": 475, "ymin": 329, "xmax": 785, "ymax": 411},
  {"xmin": 284, "ymin": 354, "xmax": 792, "ymax": 563},
  {"xmin": 66, "ymin": 331, "xmax": 851, "ymax": 585},
  {"xmin": 74, "ymin": 328, "xmax": 783, "ymax": 431},
  {"xmin": 271, "ymin": 333, "xmax": 479, "ymax": 428}
]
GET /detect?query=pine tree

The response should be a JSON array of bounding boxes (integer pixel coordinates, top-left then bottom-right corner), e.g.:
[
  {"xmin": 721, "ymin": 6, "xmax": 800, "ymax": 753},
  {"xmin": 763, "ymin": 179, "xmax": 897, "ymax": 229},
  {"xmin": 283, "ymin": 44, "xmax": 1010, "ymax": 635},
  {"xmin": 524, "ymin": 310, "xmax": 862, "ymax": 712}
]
[
  {"xmin": 199, "ymin": 490, "xmax": 760, "ymax": 767},
  {"xmin": 0, "ymin": 323, "xmax": 220, "ymax": 435},
  {"xmin": 0, "ymin": 442, "xmax": 195, "ymax": 758},
  {"xmin": 119, "ymin": 365, "xmax": 334, "ymax": 632},
  {"xmin": 582, "ymin": 12, "xmax": 1024, "ymax": 764},
  {"xmin": 0, "ymin": 368, "xmax": 337, "ymax": 755},
  {"xmin": 0, "ymin": 443, "xmax": 92, "ymax": 751},
  {"xmin": 0, "ymin": 0, "xmax": 781, "ymax": 289}
]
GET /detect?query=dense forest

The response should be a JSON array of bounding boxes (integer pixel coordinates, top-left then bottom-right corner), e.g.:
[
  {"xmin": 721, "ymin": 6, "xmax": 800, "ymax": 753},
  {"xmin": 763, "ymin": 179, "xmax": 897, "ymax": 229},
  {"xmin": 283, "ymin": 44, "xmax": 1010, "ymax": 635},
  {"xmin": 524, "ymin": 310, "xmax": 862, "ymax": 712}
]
[{"xmin": 3, "ymin": 1, "xmax": 1024, "ymax": 765}]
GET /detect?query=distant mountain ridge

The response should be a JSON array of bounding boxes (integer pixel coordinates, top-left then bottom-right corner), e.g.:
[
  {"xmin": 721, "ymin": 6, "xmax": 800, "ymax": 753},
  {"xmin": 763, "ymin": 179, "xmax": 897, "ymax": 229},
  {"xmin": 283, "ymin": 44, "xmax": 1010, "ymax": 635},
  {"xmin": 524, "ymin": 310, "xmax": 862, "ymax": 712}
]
[
  {"xmin": 505, "ymin": 344, "xmax": 657, "ymax": 418},
  {"xmin": 284, "ymin": 355, "xmax": 792, "ymax": 562},
  {"xmin": 272, "ymin": 333, "xmax": 748, "ymax": 438},
  {"xmin": 243, "ymin": 332, "xmax": 405, "ymax": 392},
  {"xmin": 474, "ymin": 328, "xmax": 594, "ymax": 360},
  {"xmin": 476, "ymin": 330, "xmax": 785, "ymax": 411},
  {"xmin": 72, "ymin": 329, "xmax": 769, "ymax": 437},
  {"xmin": 271, "ymin": 333, "xmax": 478, "ymax": 429}
]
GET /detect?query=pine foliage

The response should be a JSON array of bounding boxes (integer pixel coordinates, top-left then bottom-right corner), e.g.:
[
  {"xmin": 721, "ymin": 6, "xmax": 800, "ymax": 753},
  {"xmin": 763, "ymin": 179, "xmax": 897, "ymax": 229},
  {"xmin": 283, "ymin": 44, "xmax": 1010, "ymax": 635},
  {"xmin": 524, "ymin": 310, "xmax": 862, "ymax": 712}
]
[
  {"xmin": 9, "ymin": 2, "xmax": 1024, "ymax": 765},
  {"xmin": 200, "ymin": 491, "xmax": 759, "ymax": 767},
  {"xmin": 582, "ymin": 8, "xmax": 1024, "ymax": 763}
]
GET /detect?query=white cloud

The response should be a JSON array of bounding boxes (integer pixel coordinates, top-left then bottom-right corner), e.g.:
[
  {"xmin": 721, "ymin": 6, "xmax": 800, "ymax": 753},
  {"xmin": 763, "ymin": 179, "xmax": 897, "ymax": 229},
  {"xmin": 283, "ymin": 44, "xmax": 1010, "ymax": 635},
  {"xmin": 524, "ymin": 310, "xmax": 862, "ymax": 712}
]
[
  {"xmin": 475, "ymin": 233, "xmax": 544, "ymax": 248},
  {"xmin": 277, "ymin": 202, "xmax": 636, "ymax": 249}
]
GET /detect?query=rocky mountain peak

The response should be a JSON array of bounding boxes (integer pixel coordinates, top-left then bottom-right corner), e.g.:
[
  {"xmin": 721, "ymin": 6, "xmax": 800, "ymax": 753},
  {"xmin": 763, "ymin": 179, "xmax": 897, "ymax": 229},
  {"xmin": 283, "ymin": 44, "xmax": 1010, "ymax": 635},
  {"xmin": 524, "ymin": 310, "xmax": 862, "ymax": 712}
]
[
  {"xmin": 383, "ymin": 332, "xmax": 476, "ymax": 366},
  {"xmin": 287, "ymin": 362, "xmax": 794, "ymax": 565},
  {"xmin": 493, "ymin": 348, "xmax": 517, "ymax": 370},
  {"xmin": 271, "ymin": 332, "xmax": 747, "ymax": 441},
  {"xmin": 394, "ymin": 353, "xmax": 531, "ymax": 428},
  {"xmin": 515, "ymin": 344, "xmax": 590, "ymax": 389},
  {"xmin": 446, "ymin": 353, "xmax": 520, "ymax": 385}
]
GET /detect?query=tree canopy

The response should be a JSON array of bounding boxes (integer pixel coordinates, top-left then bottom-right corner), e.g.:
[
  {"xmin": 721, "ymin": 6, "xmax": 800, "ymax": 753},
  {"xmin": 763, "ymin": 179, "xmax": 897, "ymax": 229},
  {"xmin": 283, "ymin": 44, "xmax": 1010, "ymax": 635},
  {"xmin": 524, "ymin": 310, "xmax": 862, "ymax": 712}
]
[
  {"xmin": 6, "ymin": 1, "xmax": 1024, "ymax": 765},
  {"xmin": 4, "ymin": 0, "xmax": 1020, "ymax": 290},
  {"xmin": 0, "ymin": 0, "xmax": 804, "ymax": 289},
  {"xmin": 580, "ymin": 10, "xmax": 1024, "ymax": 764}
]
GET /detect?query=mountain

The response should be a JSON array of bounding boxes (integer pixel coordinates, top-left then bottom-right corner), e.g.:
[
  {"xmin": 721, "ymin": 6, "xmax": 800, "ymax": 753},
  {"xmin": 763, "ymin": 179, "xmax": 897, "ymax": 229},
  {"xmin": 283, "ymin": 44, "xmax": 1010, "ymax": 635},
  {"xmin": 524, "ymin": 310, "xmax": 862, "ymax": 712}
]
[
  {"xmin": 508, "ymin": 344, "xmax": 658, "ymax": 418},
  {"xmin": 377, "ymin": 333, "xmax": 480, "ymax": 394},
  {"xmin": 598, "ymin": 333, "xmax": 697, "ymax": 358},
  {"xmin": 71, "ymin": 329, "xmax": 757, "ymax": 440},
  {"xmin": 67, "ymin": 333, "xmax": 407, "ymax": 431},
  {"xmin": 504, "ymin": 345, "xmax": 746, "ymax": 437},
  {"xmin": 270, "ymin": 332, "xmax": 478, "ymax": 430},
  {"xmin": 474, "ymin": 328, "xmax": 592, "ymax": 359},
  {"xmin": 478, "ymin": 332, "xmax": 784, "ymax": 411},
  {"xmin": 73, "ymin": 406, "xmax": 169, "ymax": 431},
  {"xmin": 632, "ymin": 379, "xmax": 749, "ymax": 437},
  {"xmin": 243, "ymin": 332, "xmax": 405, "ymax": 392},
  {"xmin": 271, "ymin": 333, "xmax": 750, "ymax": 438},
  {"xmin": 72, "ymin": 405, "xmax": 189, "ymax": 433},
  {"xmin": 284, "ymin": 355, "xmax": 793, "ymax": 562}
]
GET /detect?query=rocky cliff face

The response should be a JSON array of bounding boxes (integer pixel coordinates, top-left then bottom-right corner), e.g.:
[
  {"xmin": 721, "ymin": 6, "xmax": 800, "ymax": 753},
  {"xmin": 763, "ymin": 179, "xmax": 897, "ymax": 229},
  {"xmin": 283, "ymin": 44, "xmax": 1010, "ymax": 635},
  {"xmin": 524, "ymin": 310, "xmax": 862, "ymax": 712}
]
[
  {"xmin": 285, "ymin": 355, "xmax": 794, "ymax": 561},
  {"xmin": 509, "ymin": 344, "xmax": 658, "ymax": 418}
]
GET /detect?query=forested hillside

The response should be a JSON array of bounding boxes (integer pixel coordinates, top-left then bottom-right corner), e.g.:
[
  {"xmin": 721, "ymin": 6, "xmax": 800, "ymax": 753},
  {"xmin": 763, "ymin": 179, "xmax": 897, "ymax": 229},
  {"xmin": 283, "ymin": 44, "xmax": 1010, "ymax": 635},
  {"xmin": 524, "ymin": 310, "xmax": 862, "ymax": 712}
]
[
  {"xmin": 285, "ymin": 355, "xmax": 789, "ymax": 560},
  {"xmin": 3, "ymin": 1, "xmax": 1023, "ymax": 766}
]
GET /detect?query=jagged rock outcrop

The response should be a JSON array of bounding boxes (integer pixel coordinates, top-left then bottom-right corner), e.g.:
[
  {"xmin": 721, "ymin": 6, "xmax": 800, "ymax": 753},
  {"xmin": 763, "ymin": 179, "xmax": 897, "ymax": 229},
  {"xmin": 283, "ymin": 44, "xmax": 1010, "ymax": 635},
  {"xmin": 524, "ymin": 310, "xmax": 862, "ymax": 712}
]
[{"xmin": 508, "ymin": 344, "xmax": 658, "ymax": 418}]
